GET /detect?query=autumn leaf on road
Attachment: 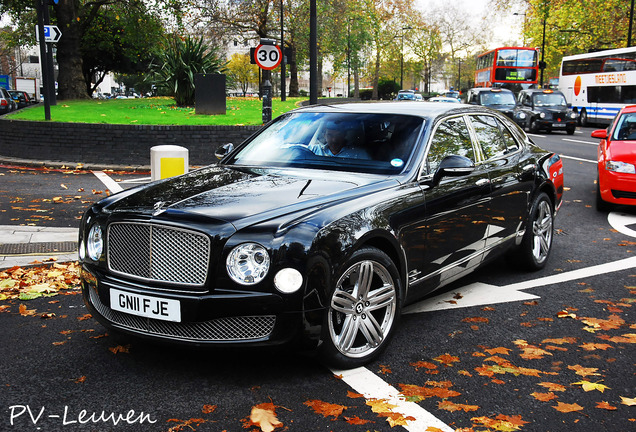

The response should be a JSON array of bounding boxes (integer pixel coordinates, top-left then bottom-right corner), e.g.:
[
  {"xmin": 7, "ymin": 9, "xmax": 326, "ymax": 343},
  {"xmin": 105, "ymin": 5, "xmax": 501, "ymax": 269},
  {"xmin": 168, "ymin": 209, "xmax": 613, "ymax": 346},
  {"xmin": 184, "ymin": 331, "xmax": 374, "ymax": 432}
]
[
  {"xmin": 109, "ymin": 344, "xmax": 130, "ymax": 354},
  {"xmin": 620, "ymin": 396, "xmax": 636, "ymax": 406},
  {"xmin": 303, "ymin": 399, "xmax": 346, "ymax": 419},
  {"xmin": 249, "ymin": 403, "xmax": 283, "ymax": 432},
  {"xmin": 571, "ymin": 380, "xmax": 610, "ymax": 392},
  {"xmin": 433, "ymin": 353, "xmax": 460, "ymax": 367},
  {"xmin": 567, "ymin": 364, "xmax": 602, "ymax": 377},
  {"xmin": 437, "ymin": 400, "xmax": 479, "ymax": 412},
  {"xmin": 530, "ymin": 391, "xmax": 558, "ymax": 402},
  {"xmin": 596, "ymin": 401, "xmax": 617, "ymax": 410},
  {"xmin": 552, "ymin": 402, "xmax": 584, "ymax": 413}
]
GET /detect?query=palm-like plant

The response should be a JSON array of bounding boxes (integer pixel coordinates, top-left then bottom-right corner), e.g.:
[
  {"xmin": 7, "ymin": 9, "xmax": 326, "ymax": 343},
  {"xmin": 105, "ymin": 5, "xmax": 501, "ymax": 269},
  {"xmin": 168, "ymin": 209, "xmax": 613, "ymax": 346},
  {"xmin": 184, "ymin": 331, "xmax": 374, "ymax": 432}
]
[{"xmin": 151, "ymin": 35, "xmax": 227, "ymax": 106}]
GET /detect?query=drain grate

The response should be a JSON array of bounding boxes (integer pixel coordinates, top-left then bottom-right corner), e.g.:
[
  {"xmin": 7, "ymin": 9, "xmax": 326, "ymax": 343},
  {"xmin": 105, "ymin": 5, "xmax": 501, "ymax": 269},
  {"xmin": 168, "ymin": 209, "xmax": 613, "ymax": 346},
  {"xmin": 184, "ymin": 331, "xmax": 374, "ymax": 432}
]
[{"xmin": 0, "ymin": 242, "xmax": 78, "ymax": 255}]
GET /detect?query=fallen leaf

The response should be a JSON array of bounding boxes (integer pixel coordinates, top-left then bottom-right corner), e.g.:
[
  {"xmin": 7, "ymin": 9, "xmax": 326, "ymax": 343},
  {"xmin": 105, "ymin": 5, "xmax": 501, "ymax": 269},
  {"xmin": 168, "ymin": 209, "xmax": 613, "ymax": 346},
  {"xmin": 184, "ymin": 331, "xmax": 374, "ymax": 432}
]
[
  {"xmin": 538, "ymin": 382, "xmax": 567, "ymax": 392},
  {"xmin": 572, "ymin": 380, "xmax": 610, "ymax": 392},
  {"xmin": 596, "ymin": 401, "xmax": 617, "ymax": 410},
  {"xmin": 553, "ymin": 402, "xmax": 584, "ymax": 413},
  {"xmin": 567, "ymin": 364, "xmax": 602, "ymax": 377},
  {"xmin": 434, "ymin": 353, "xmax": 460, "ymax": 367},
  {"xmin": 437, "ymin": 400, "xmax": 479, "ymax": 412},
  {"xmin": 531, "ymin": 392, "xmax": 557, "ymax": 402},
  {"xmin": 303, "ymin": 400, "xmax": 346, "ymax": 419},
  {"xmin": 621, "ymin": 396, "xmax": 636, "ymax": 406},
  {"xmin": 250, "ymin": 403, "xmax": 283, "ymax": 432}
]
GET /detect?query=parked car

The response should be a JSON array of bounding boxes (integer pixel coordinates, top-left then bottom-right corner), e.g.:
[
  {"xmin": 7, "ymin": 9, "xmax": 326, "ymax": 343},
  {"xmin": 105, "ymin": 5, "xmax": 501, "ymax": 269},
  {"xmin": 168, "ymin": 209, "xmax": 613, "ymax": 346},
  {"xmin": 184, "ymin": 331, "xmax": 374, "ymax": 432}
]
[
  {"xmin": 466, "ymin": 87, "xmax": 516, "ymax": 118},
  {"xmin": 592, "ymin": 105, "xmax": 636, "ymax": 211},
  {"xmin": 79, "ymin": 102, "xmax": 563, "ymax": 368},
  {"xmin": 8, "ymin": 90, "xmax": 32, "ymax": 109},
  {"xmin": 428, "ymin": 96, "xmax": 461, "ymax": 103},
  {"xmin": 513, "ymin": 89, "xmax": 577, "ymax": 134},
  {"xmin": 0, "ymin": 88, "xmax": 15, "ymax": 115},
  {"xmin": 396, "ymin": 90, "xmax": 416, "ymax": 101}
]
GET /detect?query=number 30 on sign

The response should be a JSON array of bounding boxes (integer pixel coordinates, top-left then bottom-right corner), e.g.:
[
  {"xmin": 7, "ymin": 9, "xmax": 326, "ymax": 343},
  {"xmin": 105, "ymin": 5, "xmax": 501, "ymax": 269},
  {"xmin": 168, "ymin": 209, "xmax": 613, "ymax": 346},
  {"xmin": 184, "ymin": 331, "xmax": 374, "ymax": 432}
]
[{"xmin": 254, "ymin": 44, "xmax": 282, "ymax": 70}]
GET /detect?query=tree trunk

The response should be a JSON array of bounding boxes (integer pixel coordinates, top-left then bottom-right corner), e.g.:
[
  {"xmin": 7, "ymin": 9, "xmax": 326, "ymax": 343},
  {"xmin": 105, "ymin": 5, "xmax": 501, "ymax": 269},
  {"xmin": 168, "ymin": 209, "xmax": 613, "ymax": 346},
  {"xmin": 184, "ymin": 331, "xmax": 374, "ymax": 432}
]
[
  {"xmin": 54, "ymin": 0, "xmax": 89, "ymax": 100},
  {"xmin": 288, "ymin": 46, "xmax": 299, "ymax": 96}
]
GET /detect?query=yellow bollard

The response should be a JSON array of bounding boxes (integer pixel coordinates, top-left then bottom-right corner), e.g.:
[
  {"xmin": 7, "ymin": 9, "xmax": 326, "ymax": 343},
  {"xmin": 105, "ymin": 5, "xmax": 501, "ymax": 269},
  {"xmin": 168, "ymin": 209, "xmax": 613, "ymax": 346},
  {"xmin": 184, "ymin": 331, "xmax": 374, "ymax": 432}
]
[{"xmin": 150, "ymin": 145, "xmax": 189, "ymax": 181}]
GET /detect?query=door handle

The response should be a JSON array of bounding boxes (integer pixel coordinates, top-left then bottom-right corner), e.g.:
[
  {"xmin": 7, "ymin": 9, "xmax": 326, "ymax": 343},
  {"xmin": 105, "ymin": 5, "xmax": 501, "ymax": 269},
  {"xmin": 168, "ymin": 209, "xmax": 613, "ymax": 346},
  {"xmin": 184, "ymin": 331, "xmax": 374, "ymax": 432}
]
[{"xmin": 476, "ymin": 178, "xmax": 490, "ymax": 187}]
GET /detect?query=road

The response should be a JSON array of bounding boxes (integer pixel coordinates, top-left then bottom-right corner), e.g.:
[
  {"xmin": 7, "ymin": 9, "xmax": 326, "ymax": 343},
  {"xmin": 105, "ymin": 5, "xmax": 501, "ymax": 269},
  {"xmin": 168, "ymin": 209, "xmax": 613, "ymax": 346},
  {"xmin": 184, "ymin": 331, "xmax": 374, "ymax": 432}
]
[{"xmin": 1, "ymin": 127, "xmax": 634, "ymax": 431}]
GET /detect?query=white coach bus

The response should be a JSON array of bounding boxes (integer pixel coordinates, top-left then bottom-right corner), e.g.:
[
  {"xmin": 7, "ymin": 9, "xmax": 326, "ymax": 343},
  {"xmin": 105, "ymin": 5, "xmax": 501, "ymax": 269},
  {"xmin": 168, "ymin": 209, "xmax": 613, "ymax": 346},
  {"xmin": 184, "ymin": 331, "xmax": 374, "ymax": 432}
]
[{"xmin": 558, "ymin": 47, "xmax": 636, "ymax": 126}]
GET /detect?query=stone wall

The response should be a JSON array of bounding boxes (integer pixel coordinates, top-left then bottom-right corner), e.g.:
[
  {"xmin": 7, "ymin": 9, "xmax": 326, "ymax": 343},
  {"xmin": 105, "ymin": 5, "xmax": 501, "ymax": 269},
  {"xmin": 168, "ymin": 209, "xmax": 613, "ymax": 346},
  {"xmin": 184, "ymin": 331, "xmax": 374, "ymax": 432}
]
[{"xmin": 0, "ymin": 118, "xmax": 262, "ymax": 167}]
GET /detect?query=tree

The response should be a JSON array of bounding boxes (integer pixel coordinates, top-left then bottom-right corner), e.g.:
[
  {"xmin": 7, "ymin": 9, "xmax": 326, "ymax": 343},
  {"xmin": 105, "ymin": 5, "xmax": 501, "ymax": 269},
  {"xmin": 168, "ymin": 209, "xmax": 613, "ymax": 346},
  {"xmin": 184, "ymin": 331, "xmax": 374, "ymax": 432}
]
[
  {"xmin": 149, "ymin": 34, "xmax": 227, "ymax": 106},
  {"xmin": 0, "ymin": 0, "xmax": 183, "ymax": 100},
  {"xmin": 80, "ymin": 1, "xmax": 164, "ymax": 96},
  {"xmin": 227, "ymin": 52, "xmax": 258, "ymax": 96}
]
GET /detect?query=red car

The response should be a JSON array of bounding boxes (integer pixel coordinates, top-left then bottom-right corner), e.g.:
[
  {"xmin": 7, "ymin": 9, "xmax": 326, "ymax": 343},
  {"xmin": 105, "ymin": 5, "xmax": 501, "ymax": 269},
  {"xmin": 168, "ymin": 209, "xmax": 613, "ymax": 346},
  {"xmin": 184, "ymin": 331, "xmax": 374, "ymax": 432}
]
[{"xmin": 592, "ymin": 105, "xmax": 636, "ymax": 211}]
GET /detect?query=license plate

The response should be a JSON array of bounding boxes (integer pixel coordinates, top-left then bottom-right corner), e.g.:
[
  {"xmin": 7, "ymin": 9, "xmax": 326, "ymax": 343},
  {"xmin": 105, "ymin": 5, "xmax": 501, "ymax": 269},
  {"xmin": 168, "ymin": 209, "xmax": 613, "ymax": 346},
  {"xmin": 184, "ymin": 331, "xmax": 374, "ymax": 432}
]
[
  {"xmin": 552, "ymin": 123, "xmax": 566, "ymax": 127},
  {"xmin": 110, "ymin": 288, "xmax": 181, "ymax": 322}
]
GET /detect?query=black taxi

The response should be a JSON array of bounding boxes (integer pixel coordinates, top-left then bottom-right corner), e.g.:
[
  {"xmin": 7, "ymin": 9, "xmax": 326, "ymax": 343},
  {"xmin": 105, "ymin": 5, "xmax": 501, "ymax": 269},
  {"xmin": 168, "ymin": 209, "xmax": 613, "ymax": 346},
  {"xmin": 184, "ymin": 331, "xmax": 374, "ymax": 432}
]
[{"xmin": 513, "ymin": 89, "xmax": 578, "ymax": 134}]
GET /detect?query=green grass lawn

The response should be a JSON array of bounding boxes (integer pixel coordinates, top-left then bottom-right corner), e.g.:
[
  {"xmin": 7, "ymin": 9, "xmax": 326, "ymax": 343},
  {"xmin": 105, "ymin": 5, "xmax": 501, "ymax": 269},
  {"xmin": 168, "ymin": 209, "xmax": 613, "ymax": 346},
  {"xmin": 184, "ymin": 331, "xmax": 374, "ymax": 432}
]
[{"xmin": 7, "ymin": 96, "xmax": 307, "ymax": 126}]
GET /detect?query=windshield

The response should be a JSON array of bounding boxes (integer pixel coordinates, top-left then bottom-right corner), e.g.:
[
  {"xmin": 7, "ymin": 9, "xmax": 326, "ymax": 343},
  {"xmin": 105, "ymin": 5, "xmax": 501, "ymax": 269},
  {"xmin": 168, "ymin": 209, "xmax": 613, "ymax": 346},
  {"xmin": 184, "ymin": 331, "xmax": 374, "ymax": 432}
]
[
  {"xmin": 479, "ymin": 92, "xmax": 516, "ymax": 106},
  {"xmin": 227, "ymin": 112, "xmax": 424, "ymax": 174},
  {"xmin": 532, "ymin": 93, "xmax": 567, "ymax": 107},
  {"xmin": 612, "ymin": 112, "xmax": 636, "ymax": 140}
]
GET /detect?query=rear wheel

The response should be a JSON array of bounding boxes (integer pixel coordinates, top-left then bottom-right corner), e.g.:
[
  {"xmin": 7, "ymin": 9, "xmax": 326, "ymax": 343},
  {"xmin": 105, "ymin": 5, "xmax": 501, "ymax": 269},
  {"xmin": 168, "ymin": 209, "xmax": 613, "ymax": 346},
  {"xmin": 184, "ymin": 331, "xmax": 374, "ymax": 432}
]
[
  {"xmin": 320, "ymin": 247, "xmax": 401, "ymax": 369},
  {"xmin": 515, "ymin": 192, "xmax": 554, "ymax": 271},
  {"xmin": 579, "ymin": 109, "xmax": 588, "ymax": 127}
]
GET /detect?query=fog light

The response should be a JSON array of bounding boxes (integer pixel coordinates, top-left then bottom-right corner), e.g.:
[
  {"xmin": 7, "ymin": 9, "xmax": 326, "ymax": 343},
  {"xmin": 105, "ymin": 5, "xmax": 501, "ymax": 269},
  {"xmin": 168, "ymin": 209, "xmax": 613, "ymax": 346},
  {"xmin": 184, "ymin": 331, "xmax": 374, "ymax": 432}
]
[
  {"xmin": 87, "ymin": 224, "xmax": 103, "ymax": 261},
  {"xmin": 274, "ymin": 268, "xmax": 303, "ymax": 294}
]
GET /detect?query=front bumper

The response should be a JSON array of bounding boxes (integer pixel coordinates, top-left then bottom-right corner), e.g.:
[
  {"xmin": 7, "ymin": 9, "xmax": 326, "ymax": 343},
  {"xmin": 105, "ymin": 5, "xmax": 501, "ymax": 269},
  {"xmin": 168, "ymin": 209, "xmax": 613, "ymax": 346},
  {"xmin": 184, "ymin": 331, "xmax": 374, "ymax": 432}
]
[
  {"xmin": 599, "ymin": 169, "xmax": 636, "ymax": 206},
  {"xmin": 81, "ymin": 266, "xmax": 315, "ymax": 348},
  {"xmin": 536, "ymin": 118, "xmax": 576, "ymax": 130}
]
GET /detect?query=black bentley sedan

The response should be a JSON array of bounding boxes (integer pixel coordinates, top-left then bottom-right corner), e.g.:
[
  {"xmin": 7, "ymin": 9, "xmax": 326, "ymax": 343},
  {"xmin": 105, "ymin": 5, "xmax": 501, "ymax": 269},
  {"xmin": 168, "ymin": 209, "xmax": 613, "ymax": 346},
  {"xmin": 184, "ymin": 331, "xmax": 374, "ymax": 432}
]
[{"xmin": 79, "ymin": 102, "xmax": 564, "ymax": 368}]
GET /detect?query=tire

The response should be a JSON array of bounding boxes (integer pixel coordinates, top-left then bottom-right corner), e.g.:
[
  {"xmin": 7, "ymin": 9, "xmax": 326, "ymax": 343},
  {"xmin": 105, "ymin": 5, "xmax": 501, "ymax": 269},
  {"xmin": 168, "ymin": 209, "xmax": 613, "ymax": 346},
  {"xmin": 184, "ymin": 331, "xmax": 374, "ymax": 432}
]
[
  {"xmin": 320, "ymin": 247, "xmax": 401, "ymax": 369},
  {"xmin": 579, "ymin": 110, "xmax": 588, "ymax": 127},
  {"xmin": 566, "ymin": 127, "xmax": 575, "ymax": 135},
  {"xmin": 515, "ymin": 192, "xmax": 554, "ymax": 271},
  {"xmin": 596, "ymin": 175, "xmax": 612, "ymax": 212}
]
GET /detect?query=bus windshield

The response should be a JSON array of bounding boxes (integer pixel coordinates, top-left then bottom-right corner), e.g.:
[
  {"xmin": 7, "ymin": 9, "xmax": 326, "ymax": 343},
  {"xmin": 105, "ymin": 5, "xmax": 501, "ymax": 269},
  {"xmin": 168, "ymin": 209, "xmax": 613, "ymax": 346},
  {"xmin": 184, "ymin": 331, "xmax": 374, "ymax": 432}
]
[{"xmin": 497, "ymin": 49, "xmax": 537, "ymax": 67}]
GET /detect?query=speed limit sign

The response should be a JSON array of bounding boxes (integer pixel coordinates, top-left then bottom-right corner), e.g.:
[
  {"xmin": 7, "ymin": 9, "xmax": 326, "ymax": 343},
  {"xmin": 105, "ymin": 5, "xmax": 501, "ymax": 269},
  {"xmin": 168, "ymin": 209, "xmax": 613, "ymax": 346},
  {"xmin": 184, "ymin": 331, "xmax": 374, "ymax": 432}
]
[{"xmin": 254, "ymin": 44, "xmax": 282, "ymax": 70}]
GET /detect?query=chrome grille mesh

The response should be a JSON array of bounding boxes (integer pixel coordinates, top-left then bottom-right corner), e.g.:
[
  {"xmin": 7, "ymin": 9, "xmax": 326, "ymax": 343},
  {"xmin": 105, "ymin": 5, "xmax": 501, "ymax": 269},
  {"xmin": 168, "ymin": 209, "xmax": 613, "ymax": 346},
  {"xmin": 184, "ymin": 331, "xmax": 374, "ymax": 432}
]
[
  {"xmin": 89, "ymin": 288, "xmax": 275, "ymax": 341},
  {"xmin": 108, "ymin": 223, "xmax": 210, "ymax": 285}
]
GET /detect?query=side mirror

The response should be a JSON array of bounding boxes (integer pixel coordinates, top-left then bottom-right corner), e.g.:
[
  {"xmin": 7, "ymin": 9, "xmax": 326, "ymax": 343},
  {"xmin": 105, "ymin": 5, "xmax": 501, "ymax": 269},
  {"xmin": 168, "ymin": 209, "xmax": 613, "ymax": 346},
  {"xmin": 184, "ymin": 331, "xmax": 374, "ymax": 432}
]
[
  {"xmin": 591, "ymin": 130, "xmax": 607, "ymax": 140},
  {"xmin": 424, "ymin": 155, "xmax": 475, "ymax": 187},
  {"xmin": 215, "ymin": 143, "xmax": 234, "ymax": 160}
]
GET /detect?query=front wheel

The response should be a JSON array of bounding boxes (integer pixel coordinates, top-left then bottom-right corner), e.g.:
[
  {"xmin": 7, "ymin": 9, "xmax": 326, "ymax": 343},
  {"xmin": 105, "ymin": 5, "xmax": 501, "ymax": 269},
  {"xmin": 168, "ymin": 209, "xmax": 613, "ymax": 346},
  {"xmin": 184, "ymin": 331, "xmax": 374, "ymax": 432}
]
[
  {"xmin": 515, "ymin": 192, "xmax": 554, "ymax": 271},
  {"xmin": 320, "ymin": 247, "xmax": 401, "ymax": 369},
  {"xmin": 579, "ymin": 110, "xmax": 588, "ymax": 127}
]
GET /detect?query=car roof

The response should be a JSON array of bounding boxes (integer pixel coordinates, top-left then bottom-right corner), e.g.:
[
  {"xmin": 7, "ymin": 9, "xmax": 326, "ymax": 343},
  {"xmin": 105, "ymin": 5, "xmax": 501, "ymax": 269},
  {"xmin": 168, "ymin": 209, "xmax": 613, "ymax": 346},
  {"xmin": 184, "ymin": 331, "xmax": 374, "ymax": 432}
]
[
  {"xmin": 293, "ymin": 101, "xmax": 479, "ymax": 119},
  {"xmin": 620, "ymin": 105, "xmax": 636, "ymax": 114},
  {"xmin": 522, "ymin": 89, "xmax": 565, "ymax": 95}
]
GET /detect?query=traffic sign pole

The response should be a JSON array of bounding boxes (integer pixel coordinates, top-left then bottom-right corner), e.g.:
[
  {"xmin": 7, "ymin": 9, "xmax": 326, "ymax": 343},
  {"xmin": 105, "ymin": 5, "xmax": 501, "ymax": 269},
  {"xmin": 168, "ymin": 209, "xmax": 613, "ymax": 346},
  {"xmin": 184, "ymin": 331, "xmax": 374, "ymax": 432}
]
[
  {"xmin": 42, "ymin": 3, "xmax": 56, "ymax": 106},
  {"xmin": 35, "ymin": 0, "xmax": 51, "ymax": 120}
]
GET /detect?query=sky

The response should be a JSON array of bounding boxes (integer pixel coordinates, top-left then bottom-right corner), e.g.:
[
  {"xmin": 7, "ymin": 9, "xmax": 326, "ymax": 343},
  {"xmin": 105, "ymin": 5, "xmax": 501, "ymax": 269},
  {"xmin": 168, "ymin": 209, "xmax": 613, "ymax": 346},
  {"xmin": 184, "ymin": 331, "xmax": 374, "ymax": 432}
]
[{"xmin": 415, "ymin": 0, "xmax": 525, "ymax": 50}]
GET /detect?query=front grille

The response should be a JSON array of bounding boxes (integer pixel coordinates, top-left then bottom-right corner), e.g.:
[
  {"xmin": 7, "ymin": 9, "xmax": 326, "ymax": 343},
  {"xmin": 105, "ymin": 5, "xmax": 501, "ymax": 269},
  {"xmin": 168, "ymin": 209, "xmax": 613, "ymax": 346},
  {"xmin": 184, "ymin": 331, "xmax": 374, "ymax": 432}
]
[
  {"xmin": 89, "ymin": 288, "xmax": 275, "ymax": 341},
  {"xmin": 108, "ymin": 223, "xmax": 210, "ymax": 286},
  {"xmin": 612, "ymin": 189, "xmax": 636, "ymax": 200}
]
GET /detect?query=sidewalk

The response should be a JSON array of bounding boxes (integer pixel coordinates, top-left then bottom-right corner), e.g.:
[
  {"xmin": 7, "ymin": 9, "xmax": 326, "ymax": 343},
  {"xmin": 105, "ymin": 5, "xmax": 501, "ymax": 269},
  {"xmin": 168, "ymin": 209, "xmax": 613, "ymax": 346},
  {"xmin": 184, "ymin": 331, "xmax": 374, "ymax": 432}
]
[{"xmin": 0, "ymin": 225, "xmax": 78, "ymax": 269}]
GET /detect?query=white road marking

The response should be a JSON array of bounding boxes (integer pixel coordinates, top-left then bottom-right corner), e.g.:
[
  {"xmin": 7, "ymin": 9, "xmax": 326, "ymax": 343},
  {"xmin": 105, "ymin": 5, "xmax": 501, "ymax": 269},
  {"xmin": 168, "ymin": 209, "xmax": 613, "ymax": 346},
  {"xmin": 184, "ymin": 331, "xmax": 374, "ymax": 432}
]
[
  {"xmin": 330, "ymin": 367, "xmax": 454, "ymax": 432},
  {"xmin": 562, "ymin": 138, "xmax": 598, "ymax": 146},
  {"xmin": 404, "ymin": 255, "xmax": 636, "ymax": 314},
  {"xmin": 608, "ymin": 212, "xmax": 636, "ymax": 238},
  {"xmin": 92, "ymin": 170, "xmax": 124, "ymax": 193},
  {"xmin": 560, "ymin": 155, "xmax": 596, "ymax": 164}
]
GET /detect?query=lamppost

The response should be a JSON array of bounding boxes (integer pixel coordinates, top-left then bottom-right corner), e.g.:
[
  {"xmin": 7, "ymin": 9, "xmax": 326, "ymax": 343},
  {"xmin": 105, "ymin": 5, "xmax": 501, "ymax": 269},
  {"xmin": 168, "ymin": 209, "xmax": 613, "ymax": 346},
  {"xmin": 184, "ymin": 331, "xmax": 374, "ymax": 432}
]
[
  {"xmin": 539, "ymin": 11, "xmax": 547, "ymax": 88},
  {"xmin": 513, "ymin": 12, "xmax": 527, "ymax": 45}
]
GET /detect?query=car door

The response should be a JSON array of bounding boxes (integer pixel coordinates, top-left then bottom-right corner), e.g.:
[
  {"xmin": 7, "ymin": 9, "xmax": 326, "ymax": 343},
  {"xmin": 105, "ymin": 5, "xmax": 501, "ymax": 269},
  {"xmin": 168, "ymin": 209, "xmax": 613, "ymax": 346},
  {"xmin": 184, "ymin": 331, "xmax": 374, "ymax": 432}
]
[
  {"xmin": 467, "ymin": 113, "xmax": 531, "ymax": 258},
  {"xmin": 400, "ymin": 115, "xmax": 492, "ymax": 294}
]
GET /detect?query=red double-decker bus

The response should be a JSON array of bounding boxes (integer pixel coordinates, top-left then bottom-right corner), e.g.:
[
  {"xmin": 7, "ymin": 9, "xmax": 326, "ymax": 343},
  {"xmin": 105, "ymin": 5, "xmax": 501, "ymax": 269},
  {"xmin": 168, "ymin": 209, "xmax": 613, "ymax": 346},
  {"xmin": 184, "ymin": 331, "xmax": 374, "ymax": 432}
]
[{"xmin": 475, "ymin": 47, "xmax": 539, "ymax": 92}]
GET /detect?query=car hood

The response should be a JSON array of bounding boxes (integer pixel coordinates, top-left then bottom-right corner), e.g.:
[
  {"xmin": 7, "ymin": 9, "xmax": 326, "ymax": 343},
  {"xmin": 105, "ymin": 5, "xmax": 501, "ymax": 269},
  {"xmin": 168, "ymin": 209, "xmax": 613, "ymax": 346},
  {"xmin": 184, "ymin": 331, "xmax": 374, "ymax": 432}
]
[{"xmin": 103, "ymin": 165, "xmax": 396, "ymax": 228}]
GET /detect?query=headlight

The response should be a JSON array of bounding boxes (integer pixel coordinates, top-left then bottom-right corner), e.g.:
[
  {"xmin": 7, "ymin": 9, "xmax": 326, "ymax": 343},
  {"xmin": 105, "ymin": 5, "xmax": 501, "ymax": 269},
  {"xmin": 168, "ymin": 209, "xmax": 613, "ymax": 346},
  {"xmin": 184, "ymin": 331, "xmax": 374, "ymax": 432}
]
[
  {"xmin": 517, "ymin": 112, "xmax": 526, "ymax": 120},
  {"xmin": 569, "ymin": 112, "xmax": 577, "ymax": 119},
  {"xmin": 606, "ymin": 160, "xmax": 636, "ymax": 174},
  {"xmin": 226, "ymin": 243, "xmax": 270, "ymax": 285},
  {"xmin": 274, "ymin": 268, "xmax": 303, "ymax": 294},
  {"xmin": 539, "ymin": 112, "xmax": 546, "ymax": 119},
  {"xmin": 87, "ymin": 224, "xmax": 103, "ymax": 261}
]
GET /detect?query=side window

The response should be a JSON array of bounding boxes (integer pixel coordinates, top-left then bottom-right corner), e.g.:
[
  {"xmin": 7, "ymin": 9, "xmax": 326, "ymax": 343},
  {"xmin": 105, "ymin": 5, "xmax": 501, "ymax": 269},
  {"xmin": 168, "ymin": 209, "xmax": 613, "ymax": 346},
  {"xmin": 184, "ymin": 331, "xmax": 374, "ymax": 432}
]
[
  {"xmin": 500, "ymin": 124, "xmax": 520, "ymax": 152},
  {"xmin": 425, "ymin": 117, "xmax": 475, "ymax": 175},
  {"xmin": 470, "ymin": 115, "xmax": 508, "ymax": 159}
]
